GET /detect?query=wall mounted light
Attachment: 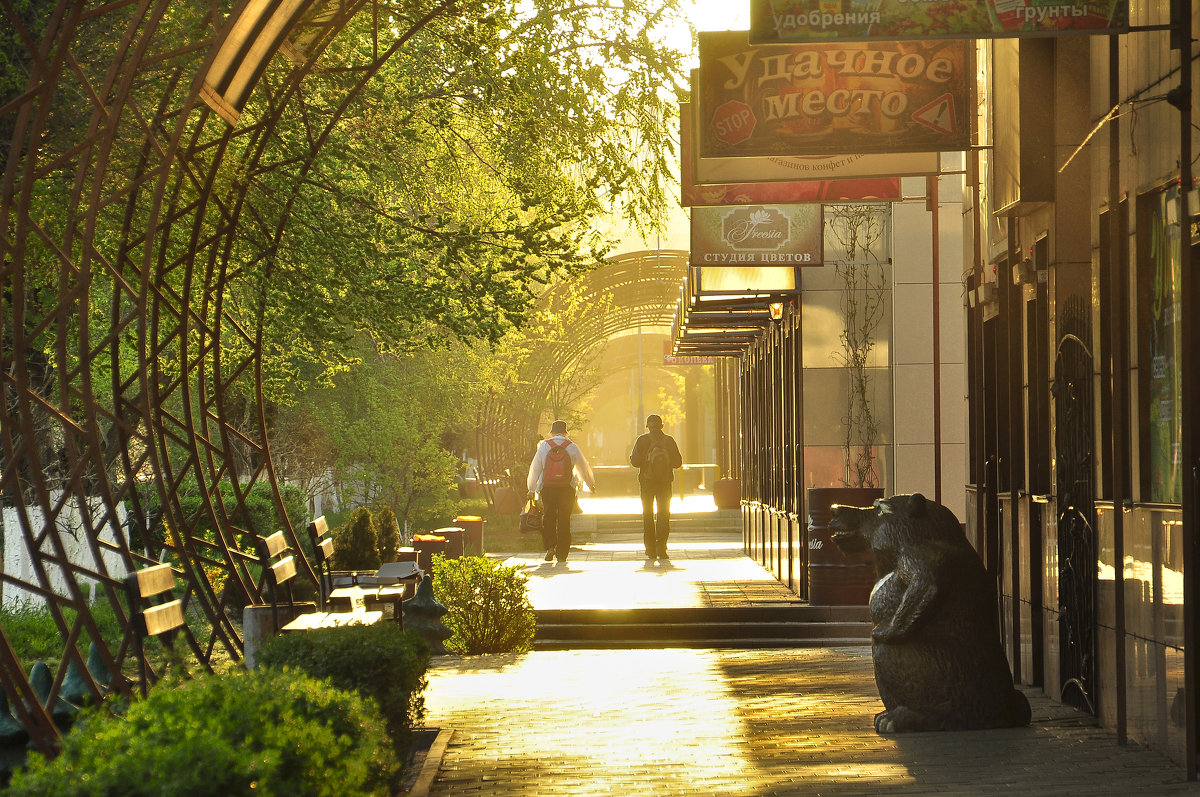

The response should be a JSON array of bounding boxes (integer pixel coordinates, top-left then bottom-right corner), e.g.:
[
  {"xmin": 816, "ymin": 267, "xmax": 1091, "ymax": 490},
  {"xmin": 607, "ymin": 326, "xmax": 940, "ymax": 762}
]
[{"xmin": 768, "ymin": 302, "xmax": 784, "ymax": 321}]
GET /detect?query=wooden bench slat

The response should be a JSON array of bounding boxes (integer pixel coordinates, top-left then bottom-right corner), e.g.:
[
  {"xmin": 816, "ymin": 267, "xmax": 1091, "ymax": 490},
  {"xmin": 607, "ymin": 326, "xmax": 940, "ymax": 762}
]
[
  {"xmin": 142, "ymin": 599, "xmax": 184, "ymax": 637},
  {"xmin": 317, "ymin": 537, "xmax": 333, "ymax": 561},
  {"xmin": 280, "ymin": 610, "xmax": 382, "ymax": 632},
  {"xmin": 309, "ymin": 516, "xmax": 329, "ymax": 539},
  {"xmin": 260, "ymin": 531, "xmax": 289, "ymax": 558},
  {"xmin": 271, "ymin": 555, "xmax": 297, "ymax": 585},
  {"xmin": 133, "ymin": 564, "xmax": 176, "ymax": 599}
]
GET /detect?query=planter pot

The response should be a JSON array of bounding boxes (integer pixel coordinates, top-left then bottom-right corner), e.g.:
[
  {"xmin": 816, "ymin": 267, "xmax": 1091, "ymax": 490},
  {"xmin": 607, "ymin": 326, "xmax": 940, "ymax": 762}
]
[
  {"xmin": 713, "ymin": 478, "xmax": 741, "ymax": 510},
  {"xmin": 806, "ymin": 487, "xmax": 882, "ymax": 605},
  {"xmin": 492, "ymin": 486, "xmax": 521, "ymax": 515}
]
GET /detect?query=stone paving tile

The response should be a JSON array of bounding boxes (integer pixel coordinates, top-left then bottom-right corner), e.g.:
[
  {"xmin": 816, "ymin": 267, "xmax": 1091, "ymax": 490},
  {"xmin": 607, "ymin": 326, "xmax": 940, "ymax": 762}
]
[
  {"xmin": 501, "ymin": 534, "xmax": 800, "ymax": 611},
  {"xmin": 423, "ymin": 646, "xmax": 1200, "ymax": 796}
]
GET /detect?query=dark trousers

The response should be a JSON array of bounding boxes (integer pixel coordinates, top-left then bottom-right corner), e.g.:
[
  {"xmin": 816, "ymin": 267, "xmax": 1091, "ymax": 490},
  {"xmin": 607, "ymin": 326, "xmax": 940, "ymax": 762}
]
[
  {"xmin": 640, "ymin": 481, "xmax": 672, "ymax": 556},
  {"xmin": 540, "ymin": 484, "xmax": 576, "ymax": 560}
]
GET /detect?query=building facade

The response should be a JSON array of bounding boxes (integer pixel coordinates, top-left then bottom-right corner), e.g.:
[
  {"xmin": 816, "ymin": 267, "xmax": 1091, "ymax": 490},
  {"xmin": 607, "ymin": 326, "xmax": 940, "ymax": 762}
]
[{"xmin": 964, "ymin": 9, "xmax": 1198, "ymax": 769}]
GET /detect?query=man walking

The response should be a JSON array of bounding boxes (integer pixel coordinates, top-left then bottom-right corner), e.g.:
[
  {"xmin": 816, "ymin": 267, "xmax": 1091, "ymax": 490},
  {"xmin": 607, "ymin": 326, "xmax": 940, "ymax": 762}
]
[
  {"xmin": 527, "ymin": 419, "xmax": 597, "ymax": 564},
  {"xmin": 630, "ymin": 414, "xmax": 683, "ymax": 561}
]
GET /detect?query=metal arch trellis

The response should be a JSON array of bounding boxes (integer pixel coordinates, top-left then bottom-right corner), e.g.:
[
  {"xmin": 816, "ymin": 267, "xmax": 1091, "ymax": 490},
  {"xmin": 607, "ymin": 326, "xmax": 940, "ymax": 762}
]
[
  {"xmin": 475, "ymin": 249, "xmax": 689, "ymax": 500},
  {"xmin": 0, "ymin": 0, "xmax": 456, "ymax": 752}
]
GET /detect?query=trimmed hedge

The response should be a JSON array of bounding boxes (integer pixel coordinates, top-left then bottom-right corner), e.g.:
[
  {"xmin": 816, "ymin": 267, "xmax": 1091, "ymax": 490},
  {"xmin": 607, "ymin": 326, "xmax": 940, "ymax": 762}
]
[
  {"xmin": 332, "ymin": 507, "xmax": 381, "ymax": 570},
  {"xmin": 6, "ymin": 668, "xmax": 398, "ymax": 796},
  {"xmin": 255, "ymin": 622, "xmax": 429, "ymax": 756}
]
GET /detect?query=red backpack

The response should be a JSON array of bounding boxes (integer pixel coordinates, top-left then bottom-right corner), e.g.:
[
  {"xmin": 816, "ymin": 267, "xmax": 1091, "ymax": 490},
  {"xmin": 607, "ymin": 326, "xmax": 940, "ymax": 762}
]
[{"xmin": 542, "ymin": 440, "xmax": 573, "ymax": 487}]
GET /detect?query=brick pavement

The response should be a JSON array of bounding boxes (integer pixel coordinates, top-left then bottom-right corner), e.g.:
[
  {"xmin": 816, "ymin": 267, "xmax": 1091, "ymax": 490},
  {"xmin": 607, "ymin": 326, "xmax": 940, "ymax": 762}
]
[
  {"xmin": 418, "ymin": 535, "xmax": 1200, "ymax": 795},
  {"xmin": 423, "ymin": 647, "xmax": 1200, "ymax": 795}
]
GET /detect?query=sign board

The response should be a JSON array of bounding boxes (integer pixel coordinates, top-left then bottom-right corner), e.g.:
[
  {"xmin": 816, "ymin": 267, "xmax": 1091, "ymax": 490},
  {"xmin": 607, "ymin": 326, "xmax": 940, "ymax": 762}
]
[
  {"xmin": 663, "ymin": 340, "xmax": 716, "ymax": 366},
  {"xmin": 691, "ymin": 204, "xmax": 824, "ymax": 266},
  {"xmin": 679, "ymin": 104, "xmax": 900, "ymax": 206},
  {"xmin": 694, "ymin": 266, "xmax": 798, "ymax": 294},
  {"xmin": 697, "ymin": 32, "xmax": 972, "ymax": 157},
  {"xmin": 749, "ymin": 0, "xmax": 1129, "ymax": 43}
]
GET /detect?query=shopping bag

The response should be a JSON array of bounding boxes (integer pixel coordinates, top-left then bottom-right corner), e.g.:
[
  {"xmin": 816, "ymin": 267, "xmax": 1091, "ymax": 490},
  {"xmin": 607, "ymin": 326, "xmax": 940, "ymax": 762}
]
[{"xmin": 519, "ymin": 500, "xmax": 543, "ymax": 534}]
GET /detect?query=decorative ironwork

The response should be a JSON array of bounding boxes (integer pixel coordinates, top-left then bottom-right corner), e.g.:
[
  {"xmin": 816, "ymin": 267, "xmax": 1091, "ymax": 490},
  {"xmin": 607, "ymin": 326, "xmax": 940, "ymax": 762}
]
[
  {"xmin": 1053, "ymin": 296, "xmax": 1096, "ymax": 713},
  {"xmin": 475, "ymin": 249, "xmax": 688, "ymax": 502},
  {"xmin": 0, "ymin": 0, "xmax": 453, "ymax": 750}
]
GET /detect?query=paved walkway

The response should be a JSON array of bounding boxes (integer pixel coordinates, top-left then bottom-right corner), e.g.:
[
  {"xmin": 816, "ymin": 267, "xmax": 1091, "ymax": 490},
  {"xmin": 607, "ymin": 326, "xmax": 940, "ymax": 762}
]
[
  {"xmin": 419, "ymin": 535, "xmax": 1200, "ymax": 795},
  {"xmin": 499, "ymin": 533, "xmax": 799, "ymax": 610}
]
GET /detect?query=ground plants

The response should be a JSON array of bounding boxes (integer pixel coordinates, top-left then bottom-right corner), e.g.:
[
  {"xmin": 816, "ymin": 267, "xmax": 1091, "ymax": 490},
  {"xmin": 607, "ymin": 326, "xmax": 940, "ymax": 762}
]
[
  {"xmin": 5, "ymin": 668, "xmax": 398, "ymax": 796},
  {"xmin": 432, "ymin": 556, "xmax": 536, "ymax": 654},
  {"xmin": 1, "ymin": 596, "xmax": 122, "ymax": 667},
  {"xmin": 255, "ymin": 622, "xmax": 430, "ymax": 758}
]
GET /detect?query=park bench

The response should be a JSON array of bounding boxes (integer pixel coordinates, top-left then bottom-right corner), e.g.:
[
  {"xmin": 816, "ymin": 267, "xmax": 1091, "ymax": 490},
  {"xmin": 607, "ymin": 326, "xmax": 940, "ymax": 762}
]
[
  {"xmin": 257, "ymin": 528, "xmax": 381, "ymax": 633},
  {"xmin": 306, "ymin": 515, "xmax": 417, "ymax": 624},
  {"xmin": 125, "ymin": 562, "xmax": 209, "ymax": 695}
]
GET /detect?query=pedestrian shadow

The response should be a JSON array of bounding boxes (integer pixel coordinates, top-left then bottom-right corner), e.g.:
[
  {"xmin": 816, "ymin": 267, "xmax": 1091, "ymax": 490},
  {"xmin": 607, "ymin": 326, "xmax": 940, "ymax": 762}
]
[
  {"xmin": 525, "ymin": 561, "xmax": 579, "ymax": 576},
  {"xmin": 639, "ymin": 559, "xmax": 678, "ymax": 573}
]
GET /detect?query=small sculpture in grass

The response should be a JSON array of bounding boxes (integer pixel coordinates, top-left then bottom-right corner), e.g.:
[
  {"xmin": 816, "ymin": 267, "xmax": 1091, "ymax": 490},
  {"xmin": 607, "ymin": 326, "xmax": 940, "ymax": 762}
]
[{"xmin": 404, "ymin": 575, "xmax": 451, "ymax": 654}]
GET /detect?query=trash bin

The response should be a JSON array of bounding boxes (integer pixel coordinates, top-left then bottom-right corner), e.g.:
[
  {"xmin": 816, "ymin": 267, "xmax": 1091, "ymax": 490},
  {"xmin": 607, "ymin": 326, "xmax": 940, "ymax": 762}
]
[
  {"xmin": 411, "ymin": 534, "xmax": 448, "ymax": 573},
  {"xmin": 434, "ymin": 526, "xmax": 465, "ymax": 558},
  {"xmin": 455, "ymin": 515, "xmax": 484, "ymax": 555},
  {"xmin": 806, "ymin": 487, "xmax": 880, "ymax": 605}
]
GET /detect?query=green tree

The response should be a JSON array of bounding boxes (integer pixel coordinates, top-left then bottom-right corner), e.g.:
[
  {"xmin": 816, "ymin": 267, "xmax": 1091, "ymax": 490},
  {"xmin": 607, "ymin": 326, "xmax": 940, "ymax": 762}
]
[{"xmin": 333, "ymin": 507, "xmax": 382, "ymax": 571}]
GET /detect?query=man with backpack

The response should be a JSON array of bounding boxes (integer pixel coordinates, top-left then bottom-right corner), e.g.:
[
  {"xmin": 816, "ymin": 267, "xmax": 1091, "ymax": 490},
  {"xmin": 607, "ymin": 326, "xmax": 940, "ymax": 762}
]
[
  {"xmin": 629, "ymin": 414, "xmax": 683, "ymax": 562},
  {"xmin": 527, "ymin": 419, "xmax": 597, "ymax": 564}
]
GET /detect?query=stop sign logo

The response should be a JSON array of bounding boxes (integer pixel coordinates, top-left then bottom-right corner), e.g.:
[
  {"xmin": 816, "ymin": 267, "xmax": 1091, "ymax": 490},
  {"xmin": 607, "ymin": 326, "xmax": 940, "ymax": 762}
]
[{"xmin": 711, "ymin": 100, "xmax": 756, "ymax": 146}]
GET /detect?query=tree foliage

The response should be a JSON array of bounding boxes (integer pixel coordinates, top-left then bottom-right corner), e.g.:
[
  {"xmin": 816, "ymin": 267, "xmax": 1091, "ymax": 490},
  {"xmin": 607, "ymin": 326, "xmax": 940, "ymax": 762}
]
[{"xmin": 243, "ymin": 0, "xmax": 690, "ymax": 393}]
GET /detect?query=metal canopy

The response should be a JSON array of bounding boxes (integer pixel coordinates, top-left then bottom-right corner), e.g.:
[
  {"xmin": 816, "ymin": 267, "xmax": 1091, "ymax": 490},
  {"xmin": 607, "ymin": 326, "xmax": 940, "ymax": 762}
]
[{"xmin": 0, "ymin": 0, "xmax": 448, "ymax": 751}]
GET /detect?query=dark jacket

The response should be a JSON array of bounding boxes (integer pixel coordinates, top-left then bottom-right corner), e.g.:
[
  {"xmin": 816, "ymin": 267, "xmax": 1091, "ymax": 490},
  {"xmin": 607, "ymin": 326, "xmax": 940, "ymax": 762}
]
[{"xmin": 629, "ymin": 430, "xmax": 683, "ymax": 484}]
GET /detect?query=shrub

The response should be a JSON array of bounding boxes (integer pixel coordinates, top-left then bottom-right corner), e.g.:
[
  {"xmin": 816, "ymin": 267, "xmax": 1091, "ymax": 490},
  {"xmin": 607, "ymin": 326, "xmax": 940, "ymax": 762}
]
[
  {"xmin": 256, "ymin": 623, "xmax": 429, "ymax": 757},
  {"xmin": 432, "ymin": 556, "xmax": 536, "ymax": 654},
  {"xmin": 6, "ymin": 668, "xmax": 398, "ymax": 796},
  {"xmin": 332, "ymin": 507, "xmax": 380, "ymax": 570},
  {"xmin": 374, "ymin": 506, "xmax": 402, "ymax": 562}
]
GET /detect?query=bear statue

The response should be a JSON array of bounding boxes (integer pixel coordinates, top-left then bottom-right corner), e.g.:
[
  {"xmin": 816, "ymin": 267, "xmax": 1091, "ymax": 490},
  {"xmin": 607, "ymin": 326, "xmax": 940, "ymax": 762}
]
[{"xmin": 830, "ymin": 492, "xmax": 1031, "ymax": 734}]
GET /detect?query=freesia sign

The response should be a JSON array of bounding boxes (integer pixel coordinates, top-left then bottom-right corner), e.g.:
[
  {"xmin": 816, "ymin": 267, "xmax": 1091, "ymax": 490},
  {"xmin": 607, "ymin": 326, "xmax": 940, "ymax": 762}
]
[{"xmin": 691, "ymin": 204, "xmax": 824, "ymax": 266}]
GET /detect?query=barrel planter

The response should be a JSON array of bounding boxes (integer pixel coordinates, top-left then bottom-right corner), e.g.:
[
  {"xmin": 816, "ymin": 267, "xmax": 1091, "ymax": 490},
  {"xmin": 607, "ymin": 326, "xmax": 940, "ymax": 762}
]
[
  {"xmin": 806, "ymin": 487, "xmax": 882, "ymax": 605},
  {"xmin": 492, "ymin": 486, "xmax": 521, "ymax": 515},
  {"xmin": 713, "ymin": 478, "xmax": 741, "ymax": 510}
]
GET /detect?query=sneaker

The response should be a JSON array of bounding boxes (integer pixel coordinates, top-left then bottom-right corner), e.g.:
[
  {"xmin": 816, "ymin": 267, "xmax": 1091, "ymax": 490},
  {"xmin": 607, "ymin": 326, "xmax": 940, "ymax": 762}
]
[
  {"xmin": 645, "ymin": 552, "xmax": 656, "ymax": 562},
  {"xmin": 544, "ymin": 549, "xmax": 554, "ymax": 562},
  {"xmin": 658, "ymin": 551, "xmax": 670, "ymax": 561}
]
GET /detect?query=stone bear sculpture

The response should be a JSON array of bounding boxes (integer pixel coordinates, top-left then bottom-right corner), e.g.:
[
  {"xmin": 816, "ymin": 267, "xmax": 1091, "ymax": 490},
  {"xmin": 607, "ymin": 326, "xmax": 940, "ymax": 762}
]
[{"xmin": 830, "ymin": 493, "xmax": 1031, "ymax": 734}]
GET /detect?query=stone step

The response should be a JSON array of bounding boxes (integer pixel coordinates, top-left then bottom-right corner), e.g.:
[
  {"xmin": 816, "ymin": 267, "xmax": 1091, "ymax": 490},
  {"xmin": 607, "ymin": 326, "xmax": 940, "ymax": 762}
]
[
  {"xmin": 577, "ymin": 510, "xmax": 743, "ymax": 535},
  {"xmin": 533, "ymin": 637, "xmax": 871, "ymax": 650}
]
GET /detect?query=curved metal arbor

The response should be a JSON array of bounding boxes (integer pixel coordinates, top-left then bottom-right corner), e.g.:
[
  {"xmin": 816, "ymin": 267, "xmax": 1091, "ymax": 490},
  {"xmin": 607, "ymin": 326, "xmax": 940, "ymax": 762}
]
[
  {"xmin": 476, "ymin": 249, "xmax": 687, "ymax": 496},
  {"xmin": 0, "ymin": 0, "xmax": 454, "ymax": 751}
]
